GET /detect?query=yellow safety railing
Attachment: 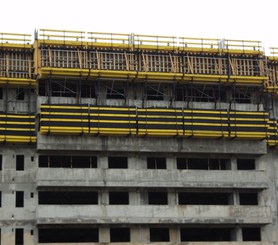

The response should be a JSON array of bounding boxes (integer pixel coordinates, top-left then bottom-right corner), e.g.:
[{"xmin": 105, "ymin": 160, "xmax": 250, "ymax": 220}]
[
  {"xmin": 0, "ymin": 32, "xmax": 31, "ymax": 45},
  {"xmin": 134, "ymin": 34, "xmax": 177, "ymax": 48},
  {"xmin": 39, "ymin": 29, "xmax": 86, "ymax": 42},
  {"xmin": 88, "ymin": 32, "xmax": 131, "ymax": 45}
]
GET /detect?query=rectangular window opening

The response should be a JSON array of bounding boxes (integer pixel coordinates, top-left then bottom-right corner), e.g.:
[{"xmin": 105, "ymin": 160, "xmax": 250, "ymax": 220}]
[
  {"xmin": 148, "ymin": 192, "xmax": 168, "ymax": 205},
  {"xmin": 16, "ymin": 88, "xmax": 25, "ymax": 101},
  {"xmin": 110, "ymin": 228, "xmax": 130, "ymax": 242},
  {"xmin": 108, "ymin": 156, "xmax": 128, "ymax": 169},
  {"xmin": 16, "ymin": 191, "xmax": 24, "ymax": 208},
  {"xmin": 147, "ymin": 157, "xmax": 166, "ymax": 169},
  {"xmin": 180, "ymin": 227, "xmax": 231, "ymax": 241},
  {"xmin": 239, "ymin": 192, "xmax": 258, "ymax": 205},
  {"xmin": 237, "ymin": 159, "xmax": 255, "ymax": 170},
  {"xmin": 38, "ymin": 191, "xmax": 98, "ymax": 205},
  {"xmin": 0, "ymin": 155, "xmax": 2, "ymax": 170},
  {"xmin": 16, "ymin": 155, "xmax": 24, "ymax": 171},
  {"xmin": 15, "ymin": 228, "xmax": 24, "ymax": 245},
  {"xmin": 177, "ymin": 158, "xmax": 228, "ymax": 170},
  {"xmin": 150, "ymin": 228, "xmax": 169, "ymax": 242},
  {"xmin": 242, "ymin": 227, "xmax": 261, "ymax": 241},
  {"xmin": 178, "ymin": 192, "xmax": 232, "ymax": 205},
  {"xmin": 39, "ymin": 227, "xmax": 99, "ymax": 243},
  {"xmin": 109, "ymin": 191, "xmax": 129, "ymax": 205}
]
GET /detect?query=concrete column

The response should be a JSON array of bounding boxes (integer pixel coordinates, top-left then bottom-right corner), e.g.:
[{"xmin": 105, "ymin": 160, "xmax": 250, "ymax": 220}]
[
  {"xmin": 167, "ymin": 157, "xmax": 176, "ymax": 170},
  {"xmin": 129, "ymin": 191, "xmax": 140, "ymax": 205},
  {"xmin": 230, "ymin": 158, "xmax": 237, "ymax": 170},
  {"xmin": 100, "ymin": 190, "xmax": 109, "ymax": 205},
  {"xmin": 128, "ymin": 156, "xmax": 137, "ymax": 169},
  {"xmin": 135, "ymin": 226, "xmax": 149, "ymax": 243},
  {"xmin": 99, "ymin": 226, "xmax": 110, "ymax": 243},
  {"xmin": 233, "ymin": 191, "xmax": 240, "ymax": 205},
  {"xmin": 99, "ymin": 156, "xmax": 108, "ymax": 169},
  {"xmin": 2, "ymin": 227, "xmax": 15, "ymax": 245},
  {"xmin": 168, "ymin": 191, "xmax": 176, "ymax": 205},
  {"xmin": 231, "ymin": 227, "xmax": 242, "ymax": 241},
  {"xmin": 169, "ymin": 227, "xmax": 179, "ymax": 242}
]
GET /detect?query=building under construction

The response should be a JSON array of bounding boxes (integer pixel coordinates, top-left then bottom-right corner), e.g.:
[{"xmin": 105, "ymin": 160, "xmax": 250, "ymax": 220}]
[{"xmin": 0, "ymin": 29, "xmax": 278, "ymax": 244}]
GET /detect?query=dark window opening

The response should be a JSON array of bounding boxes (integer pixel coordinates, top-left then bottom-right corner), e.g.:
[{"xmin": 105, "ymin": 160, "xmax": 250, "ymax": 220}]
[
  {"xmin": 148, "ymin": 192, "xmax": 168, "ymax": 205},
  {"xmin": 239, "ymin": 193, "xmax": 258, "ymax": 205},
  {"xmin": 109, "ymin": 191, "xmax": 129, "ymax": 205},
  {"xmin": 180, "ymin": 227, "xmax": 231, "ymax": 241},
  {"xmin": 16, "ymin": 191, "xmax": 24, "ymax": 208},
  {"xmin": 0, "ymin": 191, "xmax": 1, "ymax": 207},
  {"xmin": 39, "ymin": 228, "xmax": 99, "ymax": 243},
  {"xmin": 16, "ymin": 155, "xmax": 24, "ymax": 171},
  {"xmin": 107, "ymin": 88, "xmax": 125, "ymax": 99},
  {"xmin": 0, "ymin": 87, "xmax": 3, "ymax": 99},
  {"xmin": 108, "ymin": 156, "xmax": 128, "ymax": 169},
  {"xmin": 38, "ymin": 155, "xmax": 97, "ymax": 168},
  {"xmin": 38, "ymin": 191, "xmax": 98, "ymax": 205},
  {"xmin": 51, "ymin": 81, "xmax": 77, "ymax": 98},
  {"xmin": 150, "ymin": 228, "xmax": 169, "ymax": 242},
  {"xmin": 30, "ymin": 230, "xmax": 33, "ymax": 236},
  {"xmin": 237, "ymin": 159, "xmax": 255, "ymax": 170},
  {"xmin": 242, "ymin": 227, "xmax": 261, "ymax": 241},
  {"xmin": 0, "ymin": 155, "xmax": 2, "ymax": 170},
  {"xmin": 16, "ymin": 88, "xmax": 25, "ymax": 100},
  {"xmin": 81, "ymin": 83, "xmax": 96, "ymax": 98},
  {"xmin": 232, "ymin": 88, "xmax": 252, "ymax": 104},
  {"xmin": 31, "ymin": 156, "xmax": 34, "ymax": 162},
  {"xmin": 15, "ymin": 228, "xmax": 24, "ymax": 245},
  {"xmin": 110, "ymin": 228, "xmax": 130, "ymax": 242},
  {"xmin": 178, "ymin": 192, "xmax": 232, "ymax": 205},
  {"xmin": 145, "ymin": 85, "xmax": 164, "ymax": 100},
  {"xmin": 177, "ymin": 158, "xmax": 228, "ymax": 170},
  {"xmin": 147, "ymin": 157, "xmax": 166, "ymax": 169},
  {"xmin": 30, "ymin": 193, "xmax": 34, "ymax": 198}
]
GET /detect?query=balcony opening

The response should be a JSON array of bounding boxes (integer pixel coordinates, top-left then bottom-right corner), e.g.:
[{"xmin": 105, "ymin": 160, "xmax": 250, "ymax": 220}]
[
  {"xmin": 110, "ymin": 228, "xmax": 130, "ymax": 242},
  {"xmin": 237, "ymin": 159, "xmax": 255, "ymax": 170},
  {"xmin": 177, "ymin": 158, "xmax": 228, "ymax": 170},
  {"xmin": 150, "ymin": 227, "xmax": 169, "ymax": 242},
  {"xmin": 147, "ymin": 157, "xmax": 166, "ymax": 169},
  {"xmin": 80, "ymin": 83, "xmax": 96, "ymax": 98},
  {"xmin": 108, "ymin": 156, "xmax": 128, "ymax": 169},
  {"xmin": 148, "ymin": 192, "xmax": 168, "ymax": 205},
  {"xmin": 242, "ymin": 227, "xmax": 261, "ymax": 241},
  {"xmin": 16, "ymin": 191, "xmax": 24, "ymax": 208},
  {"xmin": 16, "ymin": 88, "xmax": 25, "ymax": 100},
  {"xmin": 38, "ymin": 227, "xmax": 99, "ymax": 243},
  {"xmin": 178, "ymin": 192, "xmax": 232, "ymax": 205},
  {"xmin": 71, "ymin": 156, "xmax": 97, "ymax": 168},
  {"xmin": 109, "ymin": 191, "xmax": 129, "ymax": 205},
  {"xmin": 16, "ymin": 155, "xmax": 24, "ymax": 171},
  {"xmin": 107, "ymin": 88, "xmax": 126, "ymax": 99},
  {"xmin": 39, "ymin": 155, "xmax": 97, "ymax": 168},
  {"xmin": 239, "ymin": 193, "xmax": 258, "ymax": 205},
  {"xmin": 15, "ymin": 228, "xmax": 24, "ymax": 245},
  {"xmin": 38, "ymin": 191, "xmax": 98, "ymax": 205},
  {"xmin": 180, "ymin": 227, "xmax": 231, "ymax": 241}
]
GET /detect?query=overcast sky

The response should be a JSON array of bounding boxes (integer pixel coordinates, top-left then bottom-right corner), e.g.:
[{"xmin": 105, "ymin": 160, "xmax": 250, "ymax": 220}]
[{"xmin": 1, "ymin": 0, "xmax": 277, "ymax": 53}]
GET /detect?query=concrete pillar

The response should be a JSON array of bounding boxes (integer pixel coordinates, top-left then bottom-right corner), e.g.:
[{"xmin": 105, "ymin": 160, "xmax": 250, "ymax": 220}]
[
  {"xmin": 129, "ymin": 191, "xmax": 140, "ymax": 205},
  {"xmin": 231, "ymin": 227, "xmax": 242, "ymax": 241},
  {"xmin": 99, "ymin": 156, "xmax": 108, "ymax": 169},
  {"xmin": 167, "ymin": 157, "xmax": 176, "ymax": 170},
  {"xmin": 230, "ymin": 158, "xmax": 237, "ymax": 170},
  {"xmin": 135, "ymin": 226, "xmax": 149, "ymax": 243},
  {"xmin": 128, "ymin": 156, "xmax": 137, "ymax": 169},
  {"xmin": 168, "ymin": 191, "xmax": 176, "ymax": 205},
  {"xmin": 99, "ymin": 226, "xmax": 110, "ymax": 243},
  {"xmin": 169, "ymin": 227, "xmax": 179, "ymax": 242},
  {"xmin": 100, "ymin": 190, "xmax": 108, "ymax": 205},
  {"xmin": 233, "ymin": 191, "xmax": 240, "ymax": 205}
]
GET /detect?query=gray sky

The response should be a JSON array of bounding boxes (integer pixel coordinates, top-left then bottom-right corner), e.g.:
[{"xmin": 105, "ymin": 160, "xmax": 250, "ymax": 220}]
[{"xmin": 1, "ymin": 0, "xmax": 277, "ymax": 53}]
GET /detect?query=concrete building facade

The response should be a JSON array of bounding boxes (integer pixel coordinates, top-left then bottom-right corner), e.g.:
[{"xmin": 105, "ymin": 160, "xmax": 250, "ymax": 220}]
[{"xmin": 0, "ymin": 30, "xmax": 278, "ymax": 244}]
